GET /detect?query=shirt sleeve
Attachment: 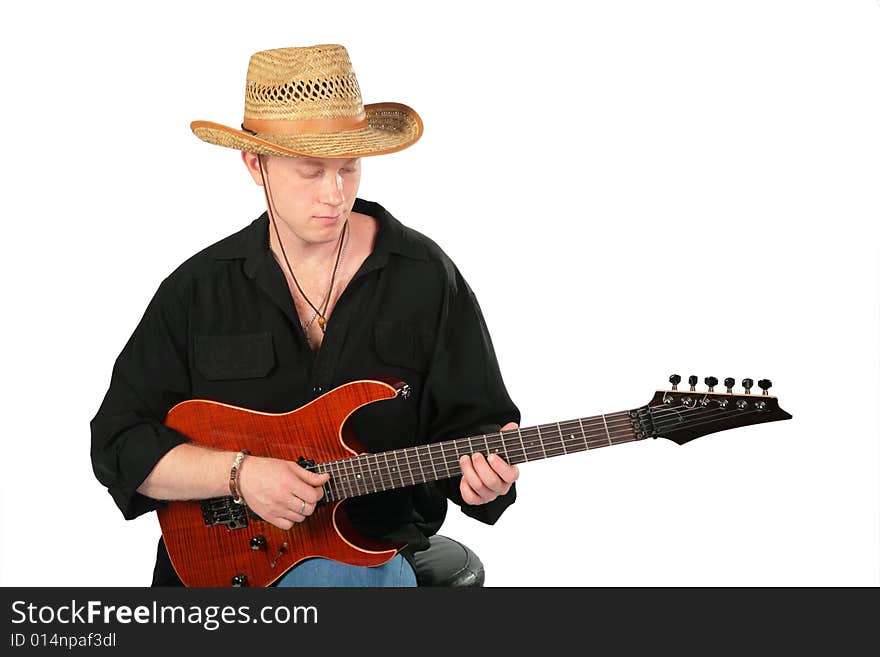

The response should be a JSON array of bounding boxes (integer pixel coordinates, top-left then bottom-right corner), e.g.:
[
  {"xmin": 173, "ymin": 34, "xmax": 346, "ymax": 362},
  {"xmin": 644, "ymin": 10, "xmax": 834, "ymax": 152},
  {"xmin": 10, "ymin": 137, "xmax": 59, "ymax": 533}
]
[
  {"xmin": 419, "ymin": 261, "xmax": 521, "ymax": 525},
  {"xmin": 90, "ymin": 276, "xmax": 192, "ymax": 520}
]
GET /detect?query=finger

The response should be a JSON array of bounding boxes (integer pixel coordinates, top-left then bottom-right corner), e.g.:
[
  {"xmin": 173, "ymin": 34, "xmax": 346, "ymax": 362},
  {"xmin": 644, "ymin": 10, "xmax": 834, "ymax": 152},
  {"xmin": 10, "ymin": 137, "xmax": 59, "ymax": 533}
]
[
  {"xmin": 269, "ymin": 517, "xmax": 294, "ymax": 531},
  {"xmin": 287, "ymin": 479, "xmax": 324, "ymax": 505},
  {"xmin": 471, "ymin": 452, "xmax": 506, "ymax": 493},
  {"xmin": 459, "ymin": 454, "xmax": 490, "ymax": 499},
  {"xmin": 286, "ymin": 493, "xmax": 314, "ymax": 517},
  {"xmin": 459, "ymin": 474, "xmax": 482, "ymax": 505},
  {"xmin": 293, "ymin": 462, "xmax": 332, "ymax": 487},
  {"xmin": 294, "ymin": 495, "xmax": 317, "ymax": 517},
  {"xmin": 281, "ymin": 505, "xmax": 308, "ymax": 524},
  {"xmin": 500, "ymin": 421, "xmax": 519, "ymax": 431},
  {"xmin": 487, "ymin": 453, "xmax": 520, "ymax": 483}
]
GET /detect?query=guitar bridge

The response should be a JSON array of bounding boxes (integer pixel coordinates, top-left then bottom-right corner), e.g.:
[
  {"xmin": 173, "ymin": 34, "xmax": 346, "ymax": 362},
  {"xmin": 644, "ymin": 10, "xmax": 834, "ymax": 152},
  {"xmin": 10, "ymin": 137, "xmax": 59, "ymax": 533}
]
[{"xmin": 201, "ymin": 497, "xmax": 249, "ymax": 530}]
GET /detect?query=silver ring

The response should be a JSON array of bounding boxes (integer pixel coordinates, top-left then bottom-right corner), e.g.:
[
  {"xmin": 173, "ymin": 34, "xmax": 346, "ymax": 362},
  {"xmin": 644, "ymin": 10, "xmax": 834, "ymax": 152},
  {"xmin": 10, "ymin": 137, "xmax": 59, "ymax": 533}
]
[{"xmin": 300, "ymin": 499, "xmax": 306, "ymax": 515}]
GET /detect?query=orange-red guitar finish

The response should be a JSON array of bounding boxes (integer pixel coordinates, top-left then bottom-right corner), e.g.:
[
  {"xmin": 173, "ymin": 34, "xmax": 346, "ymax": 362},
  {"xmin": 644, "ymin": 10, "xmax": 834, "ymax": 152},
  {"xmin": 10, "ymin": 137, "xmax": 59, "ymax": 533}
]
[{"xmin": 158, "ymin": 380, "xmax": 404, "ymax": 587}]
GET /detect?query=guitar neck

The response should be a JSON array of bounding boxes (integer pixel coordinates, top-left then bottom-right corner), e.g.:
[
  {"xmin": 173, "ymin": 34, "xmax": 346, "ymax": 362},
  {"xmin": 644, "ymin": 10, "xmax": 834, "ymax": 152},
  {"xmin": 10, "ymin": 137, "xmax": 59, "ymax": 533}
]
[{"xmin": 315, "ymin": 410, "xmax": 640, "ymax": 502}]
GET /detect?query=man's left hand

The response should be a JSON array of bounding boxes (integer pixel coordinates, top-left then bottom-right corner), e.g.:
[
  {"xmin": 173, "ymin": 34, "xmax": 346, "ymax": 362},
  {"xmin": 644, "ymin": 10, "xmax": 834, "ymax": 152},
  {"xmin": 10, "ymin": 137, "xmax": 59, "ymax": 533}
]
[{"xmin": 458, "ymin": 422, "xmax": 520, "ymax": 505}]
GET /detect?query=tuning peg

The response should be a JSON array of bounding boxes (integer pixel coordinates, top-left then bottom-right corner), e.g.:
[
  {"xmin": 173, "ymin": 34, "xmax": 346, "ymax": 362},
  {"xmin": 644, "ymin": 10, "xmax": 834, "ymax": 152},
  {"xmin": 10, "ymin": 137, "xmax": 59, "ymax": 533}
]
[
  {"xmin": 669, "ymin": 374, "xmax": 681, "ymax": 391},
  {"xmin": 742, "ymin": 378, "xmax": 754, "ymax": 394},
  {"xmin": 758, "ymin": 379, "xmax": 772, "ymax": 396},
  {"xmin": 688, "ymin": 375, "xmax": 698, "ymax": 391},
  {"xmin": 704, "ymin": 376, "xmax": 718, "ymax": 392},
  {"xmin": 724, "ymin": 377, "xmax": 735, "ymax": 393}
]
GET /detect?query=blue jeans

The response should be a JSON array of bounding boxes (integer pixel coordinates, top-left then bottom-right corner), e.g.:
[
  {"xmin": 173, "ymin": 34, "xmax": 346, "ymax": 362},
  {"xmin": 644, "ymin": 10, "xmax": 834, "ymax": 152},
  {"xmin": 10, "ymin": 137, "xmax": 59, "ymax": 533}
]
[{"xmin": 275, "ymin": 553, "xmax": 417, "ymax": 587}]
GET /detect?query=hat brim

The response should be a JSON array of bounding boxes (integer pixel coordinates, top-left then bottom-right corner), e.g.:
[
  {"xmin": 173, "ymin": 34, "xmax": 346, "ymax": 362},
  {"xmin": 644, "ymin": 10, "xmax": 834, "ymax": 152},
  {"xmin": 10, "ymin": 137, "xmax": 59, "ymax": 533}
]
[{"xmin": 191, "ymin": 102, "xmax": 422, "ymax": 158}]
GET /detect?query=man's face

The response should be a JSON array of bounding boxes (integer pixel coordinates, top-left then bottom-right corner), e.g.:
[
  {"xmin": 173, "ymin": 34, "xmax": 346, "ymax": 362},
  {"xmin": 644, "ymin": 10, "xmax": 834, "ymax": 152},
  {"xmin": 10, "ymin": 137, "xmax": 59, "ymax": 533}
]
[{"xmin": 243, "ymin": 153, "xmax": 362, "ymax": 247}]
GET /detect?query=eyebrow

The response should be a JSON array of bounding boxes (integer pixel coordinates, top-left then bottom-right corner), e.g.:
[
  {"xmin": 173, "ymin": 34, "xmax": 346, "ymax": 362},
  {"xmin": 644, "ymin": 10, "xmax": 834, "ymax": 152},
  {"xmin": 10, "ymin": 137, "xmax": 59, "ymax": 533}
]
[{"xmin": 297, "ymin": 158, "xmax": 359, "ymax": 167}]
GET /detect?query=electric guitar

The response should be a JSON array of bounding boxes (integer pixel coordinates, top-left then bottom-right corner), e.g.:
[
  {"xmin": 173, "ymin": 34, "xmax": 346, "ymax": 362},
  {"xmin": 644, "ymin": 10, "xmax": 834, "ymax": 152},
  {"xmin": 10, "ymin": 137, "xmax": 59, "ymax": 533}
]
[{"xmin": 157, "ymin": 375, "xmax": 792, "ymax": 587}]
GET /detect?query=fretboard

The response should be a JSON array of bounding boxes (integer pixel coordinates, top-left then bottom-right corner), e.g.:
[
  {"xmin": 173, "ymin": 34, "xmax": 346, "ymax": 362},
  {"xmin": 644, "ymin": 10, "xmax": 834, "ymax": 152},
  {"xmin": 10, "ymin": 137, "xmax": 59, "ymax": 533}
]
[{"xmin": 314, "ymin": 410, "xmax": 639, "ymax": 502}]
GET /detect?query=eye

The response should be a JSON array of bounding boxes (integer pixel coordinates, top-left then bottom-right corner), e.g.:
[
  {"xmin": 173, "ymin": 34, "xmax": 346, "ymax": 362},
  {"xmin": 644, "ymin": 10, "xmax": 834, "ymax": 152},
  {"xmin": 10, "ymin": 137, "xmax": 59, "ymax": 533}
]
[
  {"xmin": 300, "ymin": 169, "xmax": 323, "ymax": 179},
  {"xmin": 340, "ymin": 168, "xmax": 357, "ymax": 175}
]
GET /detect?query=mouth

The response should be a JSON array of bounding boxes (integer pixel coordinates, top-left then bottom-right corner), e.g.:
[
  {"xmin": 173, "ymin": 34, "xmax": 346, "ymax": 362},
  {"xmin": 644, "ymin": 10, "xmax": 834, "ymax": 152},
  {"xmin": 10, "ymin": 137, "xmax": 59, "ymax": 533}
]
[{"xmin": 313, "ymin": 213, "xmax": 342, "ymax": 222}]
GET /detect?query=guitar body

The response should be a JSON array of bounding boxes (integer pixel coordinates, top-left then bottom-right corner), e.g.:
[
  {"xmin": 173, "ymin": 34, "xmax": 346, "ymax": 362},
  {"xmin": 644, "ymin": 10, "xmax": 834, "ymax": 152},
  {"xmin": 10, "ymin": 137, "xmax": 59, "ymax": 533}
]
[{"xmin": 158, "ymin": 380, "xmax": 404, "ymax": 587}]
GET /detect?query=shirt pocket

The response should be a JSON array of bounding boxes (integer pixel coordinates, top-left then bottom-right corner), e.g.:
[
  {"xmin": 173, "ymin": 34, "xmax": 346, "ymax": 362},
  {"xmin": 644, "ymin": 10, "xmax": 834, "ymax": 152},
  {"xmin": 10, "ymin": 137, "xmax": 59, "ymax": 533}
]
[
  {"xmin": 194, "ymin": 332, "xmax": 276, "ymax": 381},
  {"xmin": 373, "ymin": 321, "xmax": 432, "ymax": 373}
]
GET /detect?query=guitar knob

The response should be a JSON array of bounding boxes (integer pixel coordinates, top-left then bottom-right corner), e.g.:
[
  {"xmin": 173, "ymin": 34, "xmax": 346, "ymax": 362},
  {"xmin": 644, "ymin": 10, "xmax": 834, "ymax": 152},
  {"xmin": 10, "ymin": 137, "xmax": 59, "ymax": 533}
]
[
  {"xmin": 249, "ymin": 535, "xmax": 267, "ymax": 550},
  {"xmin": 704, "ymin": 376, "xmax": 718, "ymax": 392},
  {"xmin": 724, "ymin": 377, "xmax": 735, "ymax": 393},
  {"xmin": 742, "ymin": 378, "xmax": 754, "ymax": 394},
  {"xmin": 758, "ymin": 379, "xmax": 772, "ymax": 396},
  {"xmin": 688, "ymin": 375, "xmax": 698, "ymax": 391},
  {"xmin": 669, "ymin": 374, "xmax": 681, "ymax": 391},
  {"xmin": 231, "ymin": 574, "xmax": 248, "ymax": 587}
]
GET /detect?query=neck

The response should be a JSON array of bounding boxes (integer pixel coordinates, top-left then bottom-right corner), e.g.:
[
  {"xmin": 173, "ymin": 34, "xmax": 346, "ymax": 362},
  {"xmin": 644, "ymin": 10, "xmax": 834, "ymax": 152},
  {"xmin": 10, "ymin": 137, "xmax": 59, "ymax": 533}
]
[
  {"xmin": 268, "ymin": 219, "xmax": 348, "ymax": 271},
  {"xmin": 313, "ymin": 410, "xmax": 641, "ymax": 502}
]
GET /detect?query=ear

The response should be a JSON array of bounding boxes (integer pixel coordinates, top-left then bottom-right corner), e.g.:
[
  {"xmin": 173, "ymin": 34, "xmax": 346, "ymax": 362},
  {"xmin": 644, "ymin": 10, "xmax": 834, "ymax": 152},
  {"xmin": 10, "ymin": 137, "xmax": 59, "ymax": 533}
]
[{"xmin": 241, "ymin": 151, "xmax": 265, "ymax": 186}]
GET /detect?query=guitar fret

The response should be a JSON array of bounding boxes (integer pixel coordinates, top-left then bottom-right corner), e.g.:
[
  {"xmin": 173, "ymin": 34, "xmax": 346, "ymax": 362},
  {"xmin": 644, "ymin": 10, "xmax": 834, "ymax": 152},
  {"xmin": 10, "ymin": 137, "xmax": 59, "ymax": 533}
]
[
  {"xmin": 382, "ymin": 453, "xmax": 392, "ymax": 490},
  {"xmin": 557, "ymin": 421, "xmax": 567, "ymax": 454},
  {"xmin": 536, "ymin": 425, "xmax": 548, "ymax": 460},
  {"xmin": 401, "ymin": 447, "xmax": 414, "ymax": 486},
  {"xmin": 352, "ymin": 457, "xmax": 364, "ymax": 494},
  {"xmin": 426, "ymin": 444, "xmax": 439, "ymax": 482},
  {"xmin": 601, "ymin": 414, "xmax": 612, "ymax": 446},
  {"xmin": 517, "ymin": 427, "xmax": 528, "ymax": 462},
  {"xmin": 439, "ymin": 442, "xmax": 451, "ymax": 478},
  {"xmin": 361, "ymin": 455, "xmax": 374, "ymax": 493},
  {"xmin": 370, "ymin": 454, "xmax": 385, "ymax": 492},
  {"xmin": 483, "ymin": 434, "xmax": 492, "ymax": 456},
  {"xmin": 500, "ymin": 429, "xmax": 510, "ymax": 462},
  {"xmin": 414, "ymin": 445, "xmax": 427, "ymax": 485},
  {"xmin": 352, "ymin": 457, "xmax": 366, "ymax": 496},
  {"xmin": 338, "ymin": 460, "xmax": 352, "ymax": 499},
  {"xmin": 577, "ymin": 418, "xmax": 589, "ymax": 450},
  {"xmin": 392, "ymin": 450, "xmax": 403, "ymax": 488},
  {"xmin": 365, "ymin": 454, "xmax": 378, "ymax": 492}
]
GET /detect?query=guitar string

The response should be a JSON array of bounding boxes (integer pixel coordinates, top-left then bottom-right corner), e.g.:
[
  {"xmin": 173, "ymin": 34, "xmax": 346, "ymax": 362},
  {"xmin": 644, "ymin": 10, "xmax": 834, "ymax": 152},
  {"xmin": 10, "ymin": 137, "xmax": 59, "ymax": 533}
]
[
  {"xmin": 318, "ymin": 406, "xmax": 761, "ymax": 500},
  {"xmin": 318, "ymin": 412, "xmax": 636, "ymax": 476},
  {"xmin": 318, "ymin": 422, "xmax": 637, "ymax": 500},
  {"xmin": 319, "ymin": 403, "xmax": 702, "ymax": 483},
  {"xmin": 318, "ymin": 414, "xmax": 639, "ymax": 500},
  {"xmin": 317, "ymin": 406, "xmax": 700, "ymax": 496},
  {"xmin": 317, "ymin": 405, "xmax": 770, "ymax": 500},
  {"xmin": 299, "ymin": 400, "xmax": 770, "ymax": 500},
  {"xmin": 650, "ymin": 402, "xmax": 770, "ymax": 432},
  {"xmin": 324, "ymin": 405, "xmax": 768, "ymax": 498},
  {"xmin": 653, "ymin": 407, "xmax": 768, "ymax": 436}
]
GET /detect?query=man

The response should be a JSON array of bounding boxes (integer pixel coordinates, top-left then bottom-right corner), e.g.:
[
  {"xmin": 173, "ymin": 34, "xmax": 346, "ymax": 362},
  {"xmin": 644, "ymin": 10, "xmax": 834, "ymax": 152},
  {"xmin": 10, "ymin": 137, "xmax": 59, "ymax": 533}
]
[{"xmin": 90, "ymin": 44, "xmax": 520, "ymax": 587}]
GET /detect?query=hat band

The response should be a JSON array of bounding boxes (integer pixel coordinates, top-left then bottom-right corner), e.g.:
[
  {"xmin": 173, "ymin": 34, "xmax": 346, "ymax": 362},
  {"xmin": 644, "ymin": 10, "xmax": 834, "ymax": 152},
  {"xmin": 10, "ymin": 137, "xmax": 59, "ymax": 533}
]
[{"xmin": 242, "ymin": 112, "xmax": 368, "ymax": 135}]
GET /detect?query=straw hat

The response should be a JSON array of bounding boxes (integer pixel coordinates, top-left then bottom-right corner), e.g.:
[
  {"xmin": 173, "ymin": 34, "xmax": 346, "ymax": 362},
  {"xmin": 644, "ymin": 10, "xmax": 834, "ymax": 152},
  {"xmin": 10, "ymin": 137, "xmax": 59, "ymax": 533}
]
[{"xmin": 191, "ymin": 44, "xmax": 423, "ymax": 158}]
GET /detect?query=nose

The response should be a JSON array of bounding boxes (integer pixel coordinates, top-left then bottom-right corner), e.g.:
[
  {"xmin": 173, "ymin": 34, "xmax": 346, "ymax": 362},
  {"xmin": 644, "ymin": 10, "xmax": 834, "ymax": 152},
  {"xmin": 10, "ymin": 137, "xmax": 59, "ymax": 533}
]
[{"xmin": 320, "ymin": 170, "xmax": 345, "ymax": 207}]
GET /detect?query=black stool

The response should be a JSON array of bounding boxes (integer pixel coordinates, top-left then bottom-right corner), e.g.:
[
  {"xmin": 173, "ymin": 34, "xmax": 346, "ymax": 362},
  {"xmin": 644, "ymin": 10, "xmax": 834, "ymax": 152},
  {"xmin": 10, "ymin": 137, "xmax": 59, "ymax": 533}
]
[{"xmin": 410, "ymin": 535, "xmax": 485, "ymax": 587}]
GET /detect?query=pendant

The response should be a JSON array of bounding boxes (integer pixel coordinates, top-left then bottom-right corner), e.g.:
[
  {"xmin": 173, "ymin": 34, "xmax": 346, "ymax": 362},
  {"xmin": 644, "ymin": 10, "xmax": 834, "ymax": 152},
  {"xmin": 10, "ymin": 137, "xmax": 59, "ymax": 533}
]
[{"xmin": 317, "ymin": 316, "xmax": 327, "ymax": 330}]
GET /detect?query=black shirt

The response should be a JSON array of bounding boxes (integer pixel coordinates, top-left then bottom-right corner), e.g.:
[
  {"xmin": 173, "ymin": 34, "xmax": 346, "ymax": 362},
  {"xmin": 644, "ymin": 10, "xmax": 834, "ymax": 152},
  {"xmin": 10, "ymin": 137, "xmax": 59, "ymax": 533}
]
[{"xmin": 90, "ymin": 198, "xmax": 520, "ymax": 586}]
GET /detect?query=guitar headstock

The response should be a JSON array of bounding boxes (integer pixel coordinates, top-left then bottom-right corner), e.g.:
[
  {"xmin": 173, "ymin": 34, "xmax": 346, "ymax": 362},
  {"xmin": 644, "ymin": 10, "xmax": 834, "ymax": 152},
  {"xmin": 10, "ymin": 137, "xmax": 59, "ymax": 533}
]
[{"xmin": 635, "ymin": 374, "xmax": 792, "ymax": 445}]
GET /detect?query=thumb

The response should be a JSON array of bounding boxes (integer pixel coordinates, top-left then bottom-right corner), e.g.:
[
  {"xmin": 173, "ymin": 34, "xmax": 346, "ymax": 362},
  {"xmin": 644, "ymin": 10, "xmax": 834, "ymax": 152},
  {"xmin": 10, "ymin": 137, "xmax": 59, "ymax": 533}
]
[{"xmin": 300, "ymin": 466, "xmax": 331, "ymax": 486}]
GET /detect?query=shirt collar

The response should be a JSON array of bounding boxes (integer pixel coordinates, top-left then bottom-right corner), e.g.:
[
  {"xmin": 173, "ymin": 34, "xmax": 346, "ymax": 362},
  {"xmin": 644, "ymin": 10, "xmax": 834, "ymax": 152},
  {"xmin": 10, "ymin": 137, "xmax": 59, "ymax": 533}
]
[{"xmin": 211, "ymin": 197, "xmax": 428, "ymax": 278}]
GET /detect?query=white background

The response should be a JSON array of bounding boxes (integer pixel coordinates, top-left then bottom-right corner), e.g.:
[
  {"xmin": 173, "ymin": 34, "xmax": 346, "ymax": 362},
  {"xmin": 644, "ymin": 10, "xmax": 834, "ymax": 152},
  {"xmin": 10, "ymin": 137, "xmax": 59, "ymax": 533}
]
[{"xmin": 1, "ymin": 0, "xmax": 878, "ymax": 587}]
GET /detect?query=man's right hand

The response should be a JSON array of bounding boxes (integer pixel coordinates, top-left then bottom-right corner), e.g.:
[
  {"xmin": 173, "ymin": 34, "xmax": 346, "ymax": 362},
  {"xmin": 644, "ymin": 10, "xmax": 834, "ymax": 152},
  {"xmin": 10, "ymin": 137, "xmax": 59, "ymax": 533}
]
[{"xmin": 236, "ymin": 456, "xmax": 331, "ymax": 530}]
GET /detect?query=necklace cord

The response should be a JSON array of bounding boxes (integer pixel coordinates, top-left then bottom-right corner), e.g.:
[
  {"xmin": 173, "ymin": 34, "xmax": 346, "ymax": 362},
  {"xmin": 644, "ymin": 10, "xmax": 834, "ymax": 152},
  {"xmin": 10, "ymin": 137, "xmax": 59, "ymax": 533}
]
[{"xmin": 257, "ymin": 155, "xmax": 349, "ymax": 334}]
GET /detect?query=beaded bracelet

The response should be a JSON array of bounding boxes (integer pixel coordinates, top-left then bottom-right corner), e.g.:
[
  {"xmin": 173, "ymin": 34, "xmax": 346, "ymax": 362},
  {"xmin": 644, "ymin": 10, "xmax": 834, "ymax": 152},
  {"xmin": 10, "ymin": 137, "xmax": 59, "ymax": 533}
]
[{"xmin": 229, "ymin": 449, "xmax": 250, "ymax": 504}]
